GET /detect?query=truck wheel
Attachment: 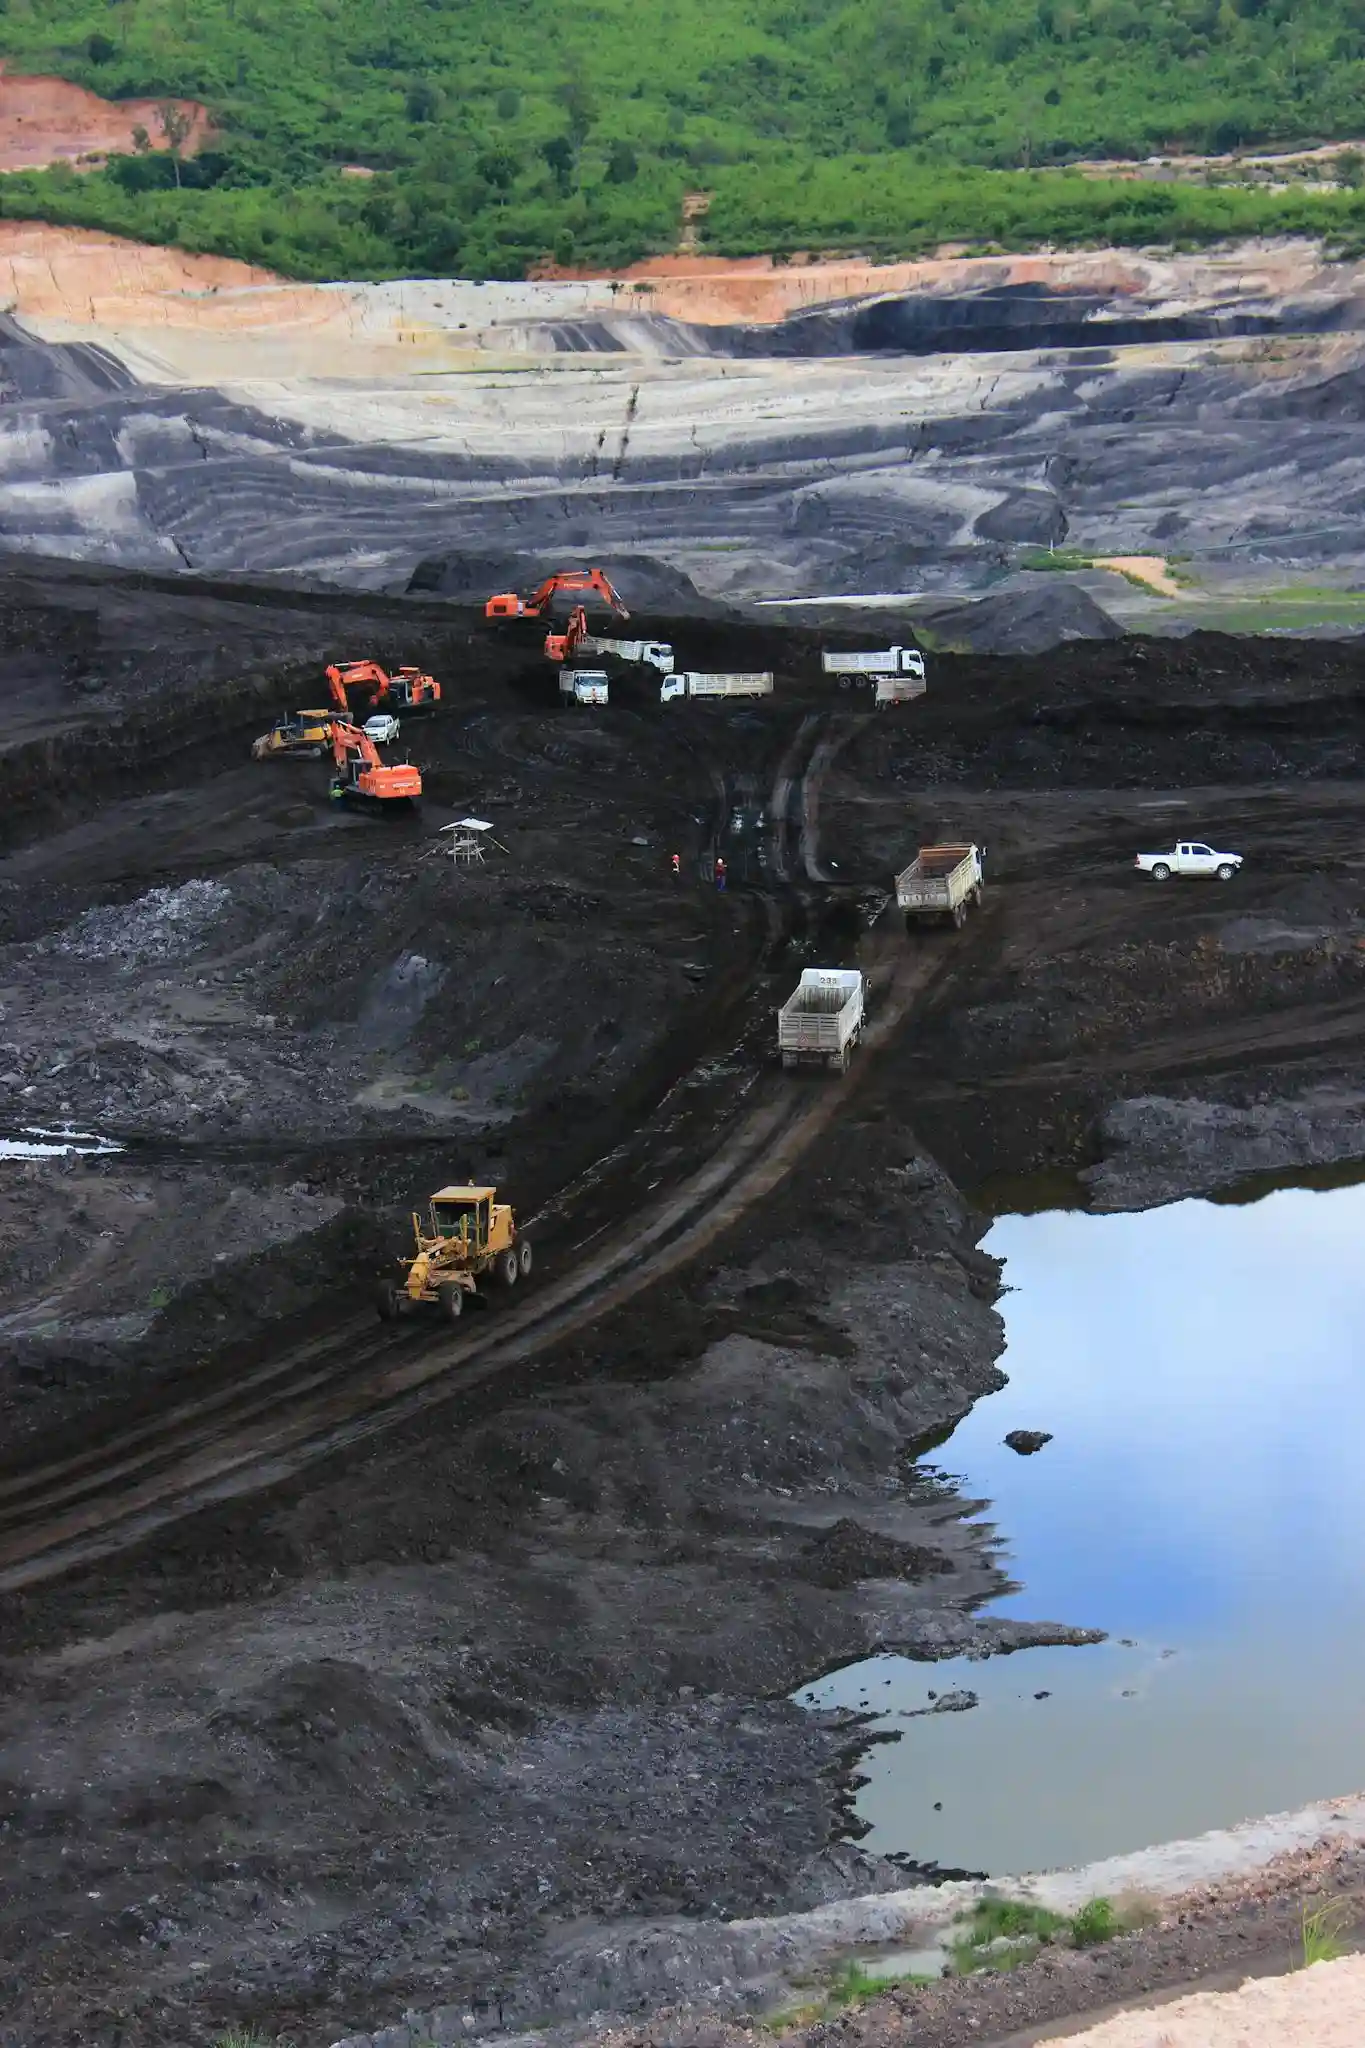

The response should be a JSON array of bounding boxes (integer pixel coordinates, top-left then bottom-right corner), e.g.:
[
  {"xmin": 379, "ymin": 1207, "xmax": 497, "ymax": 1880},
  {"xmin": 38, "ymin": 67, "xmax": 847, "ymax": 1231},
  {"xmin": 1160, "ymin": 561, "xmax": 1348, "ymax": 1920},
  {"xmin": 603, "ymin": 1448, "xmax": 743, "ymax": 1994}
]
[
  {"xmin": 376, "ymin": 1281, "xmax": 402, "ymax": 1322},
  {"xmin": 952, "ymin": 903, "xmax": 967, "ymax": 929},
  {"xmin": 1151, "ymin": 862, "xmax": 1172, "ymax": 882},
  {"xmin": 1217, "ymin": 863, "xmax": 1237, "ymax": 881},
  {"xmin": 518, "ymin": 1241, "xmax": 534, "ymax": 1279},
  {"xmin": 437, "ymin": 1282, "xmax": 464, "ymax": 1321},
  {"xmin": 496, "ymin": 1249, "xmax": 519, "ymax": 1287}
]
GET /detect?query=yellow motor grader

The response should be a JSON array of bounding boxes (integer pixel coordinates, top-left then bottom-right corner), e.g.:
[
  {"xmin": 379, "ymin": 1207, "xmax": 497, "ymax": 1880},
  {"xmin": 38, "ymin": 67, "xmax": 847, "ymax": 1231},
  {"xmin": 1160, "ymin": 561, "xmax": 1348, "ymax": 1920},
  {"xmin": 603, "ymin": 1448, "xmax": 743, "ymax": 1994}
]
[{"xmin": 376, "ymin": 1184, "xmax": 532, "ymax": 1322}]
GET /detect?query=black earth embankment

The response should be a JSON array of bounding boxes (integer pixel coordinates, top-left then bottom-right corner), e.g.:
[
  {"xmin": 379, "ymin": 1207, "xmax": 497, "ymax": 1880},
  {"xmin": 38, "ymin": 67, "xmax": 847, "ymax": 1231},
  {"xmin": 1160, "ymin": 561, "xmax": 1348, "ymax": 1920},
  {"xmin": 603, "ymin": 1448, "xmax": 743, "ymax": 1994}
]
[{"xmin": 533, "ymin": 280, "xmax": 1363, "ymax": 360}]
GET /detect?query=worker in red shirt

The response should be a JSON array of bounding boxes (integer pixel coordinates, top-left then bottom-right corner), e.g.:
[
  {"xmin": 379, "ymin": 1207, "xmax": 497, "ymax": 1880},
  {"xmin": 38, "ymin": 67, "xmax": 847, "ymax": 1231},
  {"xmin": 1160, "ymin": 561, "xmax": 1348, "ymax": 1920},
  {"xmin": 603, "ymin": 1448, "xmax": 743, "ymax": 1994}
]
[
  {"xmin": 671, "ymin": 852, "xmax": 681, "ymax": 877},
  {"xmin": 715, "ymin": 855, "xmax": 727, "ymax": 891}
]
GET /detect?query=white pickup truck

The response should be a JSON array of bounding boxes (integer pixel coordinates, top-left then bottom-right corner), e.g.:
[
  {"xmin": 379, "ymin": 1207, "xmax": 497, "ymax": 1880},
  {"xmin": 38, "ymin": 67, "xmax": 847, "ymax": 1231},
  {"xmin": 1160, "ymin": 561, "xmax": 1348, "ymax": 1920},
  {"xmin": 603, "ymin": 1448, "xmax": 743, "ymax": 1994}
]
[
  {"xmin": 363, "ymin": 713, "xmax": 401, "ymax": 744},
  {"xmin": 1135, "ymin": 841, "xmax": 1243, "ymax": 882}
]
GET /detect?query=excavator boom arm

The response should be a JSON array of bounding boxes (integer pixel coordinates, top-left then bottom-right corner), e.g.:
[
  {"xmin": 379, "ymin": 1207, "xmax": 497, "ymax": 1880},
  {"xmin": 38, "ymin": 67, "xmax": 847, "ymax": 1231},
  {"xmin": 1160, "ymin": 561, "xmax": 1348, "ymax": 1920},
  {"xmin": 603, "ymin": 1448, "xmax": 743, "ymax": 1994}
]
[
  {"xmin": 486, "ymin": 568, "xmax": 630, "ymax": 622},
  {"xmin": 326, "ymin": 661, "xmax": 393, "ymax": 715},
  {"xmin": 331, "ymin": 719, "xmax": 384, "ymax": 770}
]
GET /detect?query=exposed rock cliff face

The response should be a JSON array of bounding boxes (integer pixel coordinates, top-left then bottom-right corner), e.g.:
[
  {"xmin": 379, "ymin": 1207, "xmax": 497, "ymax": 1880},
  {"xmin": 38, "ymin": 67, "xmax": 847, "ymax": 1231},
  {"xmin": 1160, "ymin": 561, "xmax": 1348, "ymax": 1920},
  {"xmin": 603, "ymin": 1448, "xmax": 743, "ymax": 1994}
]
[{"xmin": 5, "ymin": 232, "xmax": 1365, "ymax": 640}]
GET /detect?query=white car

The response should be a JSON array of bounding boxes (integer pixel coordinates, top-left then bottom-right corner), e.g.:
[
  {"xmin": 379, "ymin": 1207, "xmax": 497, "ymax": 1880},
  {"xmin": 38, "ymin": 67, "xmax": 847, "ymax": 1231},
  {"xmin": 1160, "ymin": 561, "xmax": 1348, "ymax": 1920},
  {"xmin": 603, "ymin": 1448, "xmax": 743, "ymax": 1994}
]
[
  {"xmin": 363, "ymin": 713, "xmax": 401, "ymax": 744},
  {"xmin": 1135, "ymin": 841, "xmax": 1243, "ymax": 882}
]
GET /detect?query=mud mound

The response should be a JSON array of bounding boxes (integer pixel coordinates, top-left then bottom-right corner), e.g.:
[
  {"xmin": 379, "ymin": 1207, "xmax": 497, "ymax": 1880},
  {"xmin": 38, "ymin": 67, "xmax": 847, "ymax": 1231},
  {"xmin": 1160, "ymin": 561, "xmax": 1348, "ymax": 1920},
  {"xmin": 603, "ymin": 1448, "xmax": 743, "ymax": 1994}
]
[
  {"xmin": 914, "ymin": 581, "xmax": 1123, "ymax": 655},
  {"xmin": 796, "ymin": 1518, "xmax": 952, "ymax": 1589},
  {"xmin": 406, "ymin": 550, "xmax": 727, "ymax": 615}
]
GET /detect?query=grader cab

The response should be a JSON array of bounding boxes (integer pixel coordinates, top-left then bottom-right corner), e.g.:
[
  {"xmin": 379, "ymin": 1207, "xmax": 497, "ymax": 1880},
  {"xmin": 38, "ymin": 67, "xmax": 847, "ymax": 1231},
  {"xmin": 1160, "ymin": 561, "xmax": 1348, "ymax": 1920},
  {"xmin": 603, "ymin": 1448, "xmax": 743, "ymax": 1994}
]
[{"xmin": 377, "ymin": 1185, "xmax": 532, "ymax": 1322}]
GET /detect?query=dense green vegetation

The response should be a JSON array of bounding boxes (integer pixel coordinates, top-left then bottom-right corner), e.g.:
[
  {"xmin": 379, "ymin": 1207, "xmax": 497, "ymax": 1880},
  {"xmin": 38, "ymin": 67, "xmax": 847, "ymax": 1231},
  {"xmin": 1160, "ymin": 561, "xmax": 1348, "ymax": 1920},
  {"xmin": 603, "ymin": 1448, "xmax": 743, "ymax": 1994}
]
[{"xmin": 4, "ymin": 0, "xmax": 1365, "ymax": 277}]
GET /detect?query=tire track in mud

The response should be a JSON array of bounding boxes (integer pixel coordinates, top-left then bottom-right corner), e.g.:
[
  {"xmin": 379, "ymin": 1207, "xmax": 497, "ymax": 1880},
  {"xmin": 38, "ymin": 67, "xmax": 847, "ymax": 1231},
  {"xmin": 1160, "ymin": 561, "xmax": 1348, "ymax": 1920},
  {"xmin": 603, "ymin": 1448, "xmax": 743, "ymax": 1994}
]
[{"xmin": 0, "ymin": 706, "xmax": 953, "ymax": 1590}]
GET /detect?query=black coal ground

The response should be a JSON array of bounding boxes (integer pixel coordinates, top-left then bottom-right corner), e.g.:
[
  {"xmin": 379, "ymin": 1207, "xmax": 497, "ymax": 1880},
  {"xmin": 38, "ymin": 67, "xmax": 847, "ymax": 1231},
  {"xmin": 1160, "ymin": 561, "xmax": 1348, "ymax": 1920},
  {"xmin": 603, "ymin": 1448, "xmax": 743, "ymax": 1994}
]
[{"xmin": 3, "ymin": 567, "xmax": 1365, "ymax": 2047}]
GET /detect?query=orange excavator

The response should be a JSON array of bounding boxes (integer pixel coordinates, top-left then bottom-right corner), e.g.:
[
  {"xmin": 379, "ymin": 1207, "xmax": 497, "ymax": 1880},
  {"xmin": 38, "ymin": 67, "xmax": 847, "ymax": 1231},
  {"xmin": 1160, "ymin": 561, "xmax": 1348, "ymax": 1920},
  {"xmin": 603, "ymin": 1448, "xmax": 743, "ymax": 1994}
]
[
  {"xmin": 326, "ymin": 661, "xmax": 441, "ymax": 716},
  {"xmin": 485, "ymin": 569, "xmax": 630, "ymax": 623},
  {"xmin": 328, "ymin": 720, "xmax": 422, "ymax": 806},
  {"xmin": 544, "ymin": 605, "xmax": 591, "ymax": 663}
]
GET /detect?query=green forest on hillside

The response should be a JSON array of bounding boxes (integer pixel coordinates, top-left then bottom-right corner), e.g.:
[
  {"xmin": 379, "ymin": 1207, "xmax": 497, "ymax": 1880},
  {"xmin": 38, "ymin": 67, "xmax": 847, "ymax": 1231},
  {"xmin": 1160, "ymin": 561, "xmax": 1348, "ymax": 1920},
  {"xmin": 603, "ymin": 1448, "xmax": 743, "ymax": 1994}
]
[{"xmin": 4, "ymin": 0, "xmax": 1365, "ymax": 277}]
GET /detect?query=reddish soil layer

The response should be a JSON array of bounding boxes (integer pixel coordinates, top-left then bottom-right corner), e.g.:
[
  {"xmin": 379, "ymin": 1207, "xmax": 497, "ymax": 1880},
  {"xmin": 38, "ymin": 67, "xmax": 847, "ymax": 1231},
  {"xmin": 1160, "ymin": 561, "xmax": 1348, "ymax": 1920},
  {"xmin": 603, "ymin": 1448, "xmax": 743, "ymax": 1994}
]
[{"xmin": 0, "ymin": 63, "xmax": 208, "ymax": 173}]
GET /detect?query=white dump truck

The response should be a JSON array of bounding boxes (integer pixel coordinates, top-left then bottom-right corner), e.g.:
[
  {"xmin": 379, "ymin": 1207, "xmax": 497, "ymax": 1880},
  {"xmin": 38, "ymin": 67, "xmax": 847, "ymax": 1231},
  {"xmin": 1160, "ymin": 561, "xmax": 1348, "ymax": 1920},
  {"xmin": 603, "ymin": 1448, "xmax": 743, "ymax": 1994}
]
[
  {"xmin": 823, "ymin": 646, "xmax": 926, "ymax": 684},
  {"xmin": 580, "ymin": 635, "xmax": 675, "ymax": 673},
  {"xmin": 559, "ymin": 669, "xmax": 609, "ymax": 705},
  {"xmin": 1134, "ymin": 840, "xmax": 1242, "ymax": 882},
  {"xmin": 660, "ymin": 672, "xmax": 774, "ymax": 703},
  {"xmin": 873, "ymin": 675, "xmax": 927, "ymax": 709},
  {"xmin": 895, "ymin": 844, "xmax": 985, "ymax": 930},
  {"xmin": 777, "ymin": 968, "xmax": 865, "ymax": 1073}
]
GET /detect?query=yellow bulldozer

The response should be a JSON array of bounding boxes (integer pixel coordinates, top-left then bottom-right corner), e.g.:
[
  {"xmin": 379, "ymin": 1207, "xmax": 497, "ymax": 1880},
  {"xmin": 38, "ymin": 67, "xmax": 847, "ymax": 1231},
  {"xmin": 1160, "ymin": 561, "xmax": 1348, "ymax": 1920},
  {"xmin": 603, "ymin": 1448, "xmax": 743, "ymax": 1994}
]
[
  {"xmin": 251, "ymin": 708, "xmax": 335, "ymax": 760},
  {"xmin": 376, "ymin": 1184, "xmax": 532, "ymax": 1322}
]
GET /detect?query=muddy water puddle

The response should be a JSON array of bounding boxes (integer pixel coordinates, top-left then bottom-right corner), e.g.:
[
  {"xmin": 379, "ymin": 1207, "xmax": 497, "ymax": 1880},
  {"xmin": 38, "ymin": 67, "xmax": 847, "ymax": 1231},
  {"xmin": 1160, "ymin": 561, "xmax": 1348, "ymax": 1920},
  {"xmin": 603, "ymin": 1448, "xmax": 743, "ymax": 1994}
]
[
  {"xmin": 804, "ymin": 1179, "xmax": 1365, "ymax": 1874},
  {"xmin": 0, "ymin": 1125, "xmax": 123, "ymax": 1159}
]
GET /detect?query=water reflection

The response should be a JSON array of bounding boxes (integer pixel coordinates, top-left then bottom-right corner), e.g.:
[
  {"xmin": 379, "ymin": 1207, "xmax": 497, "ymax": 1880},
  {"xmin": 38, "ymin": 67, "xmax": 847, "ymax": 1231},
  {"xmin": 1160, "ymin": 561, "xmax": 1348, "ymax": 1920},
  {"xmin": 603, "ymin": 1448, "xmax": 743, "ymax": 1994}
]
[{"xmin": 803, "ymin": 1182, "xmax": 1365, "ymax": 1874}]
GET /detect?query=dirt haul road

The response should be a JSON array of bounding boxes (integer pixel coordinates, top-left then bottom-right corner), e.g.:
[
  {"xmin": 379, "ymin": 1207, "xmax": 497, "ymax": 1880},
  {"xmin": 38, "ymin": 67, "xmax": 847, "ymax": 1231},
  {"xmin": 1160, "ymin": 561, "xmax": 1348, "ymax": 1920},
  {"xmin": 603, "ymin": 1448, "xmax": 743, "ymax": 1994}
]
[{"xmin": 4, "ymin": 574, "xmax": 1365, "ymax": 2048}]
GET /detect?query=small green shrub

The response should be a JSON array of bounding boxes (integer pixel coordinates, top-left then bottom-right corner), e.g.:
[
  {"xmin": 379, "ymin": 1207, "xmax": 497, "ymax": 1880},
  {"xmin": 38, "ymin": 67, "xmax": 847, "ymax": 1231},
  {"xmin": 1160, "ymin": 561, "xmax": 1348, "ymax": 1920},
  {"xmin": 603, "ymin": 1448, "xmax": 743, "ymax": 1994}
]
[
  {"xmin": 949, "ymin": 1894, "xmax": 1130, "ymax": 1976},
  {"xmin": 825, "ymin": 1959, "xmax": 932, "ymax": 2004},
  {"xmin": 761, "ymin": 1958, "xmax": 933, "ymax": 2028},
  {"xmin": 1019, "ymin": 548, "xmax": 1097, "ymax": 572},
  {"xmin": 1072, "ymin": 1896, "xmax": 1119, "ymax": 1947},
  {"xmin": 1301, "ymin": 1898, "xmax": 1353, "ymax": 1967},
  {"xmin": 961, "ymin": 1897, "xmax": 1072, "ymax": 1943}
]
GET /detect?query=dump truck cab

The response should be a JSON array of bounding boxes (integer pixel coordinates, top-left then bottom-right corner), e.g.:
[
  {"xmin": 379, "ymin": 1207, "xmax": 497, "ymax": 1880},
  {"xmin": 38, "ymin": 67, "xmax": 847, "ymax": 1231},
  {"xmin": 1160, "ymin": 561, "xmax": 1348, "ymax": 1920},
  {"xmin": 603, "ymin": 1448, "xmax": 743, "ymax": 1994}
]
[{"xmin": 378, "ymin": 1183, "xmax": 531, "ymax": 1322}]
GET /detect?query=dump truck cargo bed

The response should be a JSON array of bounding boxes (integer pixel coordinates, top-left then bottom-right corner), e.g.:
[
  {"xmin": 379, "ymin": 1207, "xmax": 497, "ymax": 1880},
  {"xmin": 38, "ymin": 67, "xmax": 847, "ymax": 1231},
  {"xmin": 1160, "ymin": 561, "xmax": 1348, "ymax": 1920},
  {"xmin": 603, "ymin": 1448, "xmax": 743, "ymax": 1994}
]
[
  {"xmin": 777, "ymin": 968, "xmax": 865, "ymax": 1072},
  {"xmin": 895, "ymin": 844, "xmax": 984, "ymax": 929}
]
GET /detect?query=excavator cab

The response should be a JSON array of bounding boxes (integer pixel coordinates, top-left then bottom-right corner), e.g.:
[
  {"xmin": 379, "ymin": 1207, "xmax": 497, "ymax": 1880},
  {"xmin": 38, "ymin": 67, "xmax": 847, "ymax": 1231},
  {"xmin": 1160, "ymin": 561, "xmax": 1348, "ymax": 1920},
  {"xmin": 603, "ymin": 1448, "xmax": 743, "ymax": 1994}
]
[{"xmin": 387, "ymin": 665, "xmax": 441, "ymax": 711}]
